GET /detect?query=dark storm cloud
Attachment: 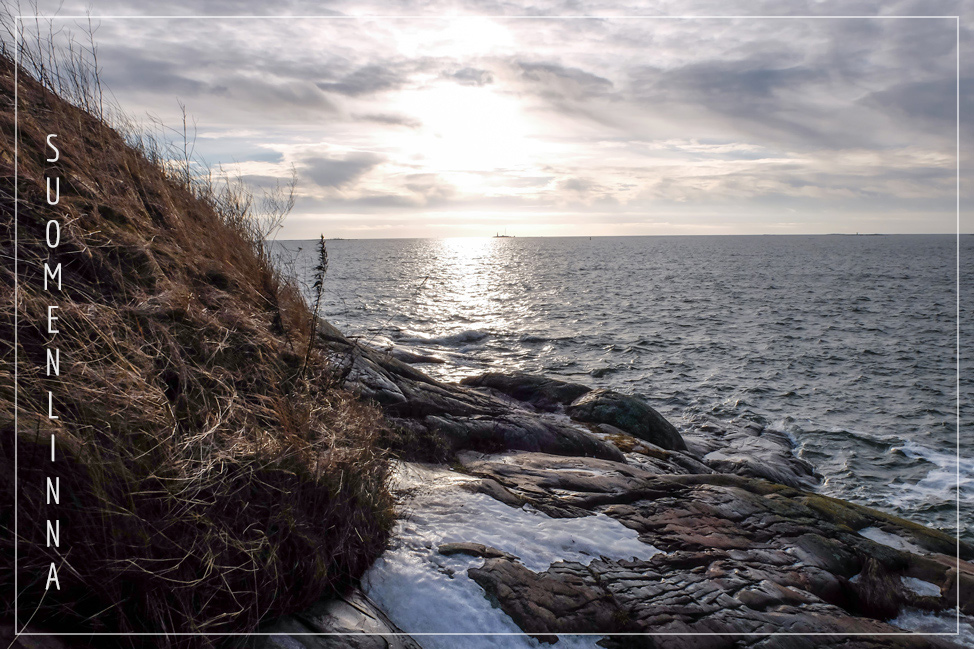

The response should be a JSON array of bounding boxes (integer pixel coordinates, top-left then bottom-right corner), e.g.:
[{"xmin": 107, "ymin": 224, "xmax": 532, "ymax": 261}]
[{"xmin": 301, "ymin": 152, "xmax": 384, "ymax": 188}]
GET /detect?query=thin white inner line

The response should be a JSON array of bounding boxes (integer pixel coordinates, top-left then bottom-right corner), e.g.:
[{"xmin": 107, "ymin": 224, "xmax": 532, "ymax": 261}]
[
  {"xmin": 20, "ymin": 14, "xmax": 964, "ymax": 19},
  {"xmin": 14, "ymin": 13, "xmax": 20, "ymax": 636},
  {"xmin": 10, "ymin": 12, "xmax": 963, "ymax": 639},
  {"xmin": 955, "ymin": 14, "xmax": 962, "ymax": 637}
]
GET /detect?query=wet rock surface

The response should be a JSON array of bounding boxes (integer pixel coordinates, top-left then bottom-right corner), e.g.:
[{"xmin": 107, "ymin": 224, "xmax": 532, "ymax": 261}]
[
  {"xmin": 457, "ymin": 451, "xmax": 972, "ymax": 647},
  {"xmin": 460, "ymin": 372, "xmax": 593, "ymax": 411},
  {"xmin": 438, "ymin": 542, "xmax": 518, "ymax": 560},
  {"xmin": 322, "ymin": 335, "xmax": 623, "ymax": 461},
  {"xmin": 568, "ymin": 388, "xmax": 688, "ymax": 451},
  {"xmin": 302, "ymin": 329, "xmax": 972, "ymax": 647},
  {"xmin": 248, "ymin": 588, "xmax": 422, "ymax": 649},
  {"xmin": 682, "ymin": 414, "xmax": 821, "ymax": 489}
]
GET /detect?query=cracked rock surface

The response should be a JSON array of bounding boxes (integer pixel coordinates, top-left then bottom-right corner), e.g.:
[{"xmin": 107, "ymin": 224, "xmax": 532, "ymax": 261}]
[{"xmin": 274, "ymin": 330, "xmax": 973, "ymax": 648}]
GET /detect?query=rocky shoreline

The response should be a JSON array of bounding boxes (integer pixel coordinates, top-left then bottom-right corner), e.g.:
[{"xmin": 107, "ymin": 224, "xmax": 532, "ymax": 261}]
[{"xmin": 250, "ymin": 326, "xmax": 974, "ymax": 648}]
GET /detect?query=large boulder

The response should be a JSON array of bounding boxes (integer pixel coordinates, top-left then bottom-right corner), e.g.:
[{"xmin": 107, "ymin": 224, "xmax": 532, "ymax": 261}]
[
  {"xmin": 425, "ymin": 413, "xmax": 625, "ymax": 462},
  {"xmin": 567, "ymin": 389, "xmax": 687, "ymax": 451},
  {"xmin": 681, "ymin": 414, "xmax": 821, "ymax": 489},
  {"xmin": 461, "ymin": 372, "xmax": 592, "ymax": 411}
]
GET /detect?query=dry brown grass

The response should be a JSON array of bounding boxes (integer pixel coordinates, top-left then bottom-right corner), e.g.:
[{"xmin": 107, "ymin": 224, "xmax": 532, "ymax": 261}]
[{"xmin": 0, "ymin": 46, "xmax": 394, "ymax": 647}]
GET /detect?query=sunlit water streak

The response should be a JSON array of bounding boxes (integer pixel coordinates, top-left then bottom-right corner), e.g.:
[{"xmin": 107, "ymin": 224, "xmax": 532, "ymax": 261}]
[{"xmin": 273, "ymin": 234, "xmax": 973, "ymax": 541}]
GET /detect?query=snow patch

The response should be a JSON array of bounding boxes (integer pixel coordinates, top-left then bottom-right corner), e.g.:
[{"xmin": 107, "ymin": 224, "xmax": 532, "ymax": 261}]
[
  {"xmin": 362, "ymin": 462, "xmax": 660, "ymax": 648},
  {"xmin": 858, "ymin": 527, "xmax": 924, "ymax": 554},
  {"xmin": 899, "ymin": 576, "xmax": 941, "ymax": 598}
]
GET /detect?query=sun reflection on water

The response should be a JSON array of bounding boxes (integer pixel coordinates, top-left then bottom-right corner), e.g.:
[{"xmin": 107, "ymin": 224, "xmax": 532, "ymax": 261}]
[{"xmin": 410, "ymin": 238, "xmax": 524, "ymax": 344}]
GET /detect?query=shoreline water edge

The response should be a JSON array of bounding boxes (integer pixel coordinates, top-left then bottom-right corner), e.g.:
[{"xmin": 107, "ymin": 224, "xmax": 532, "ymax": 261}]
[{"xmin": 251, "ymin": 322, "xmax": 974, "ymax": 648}]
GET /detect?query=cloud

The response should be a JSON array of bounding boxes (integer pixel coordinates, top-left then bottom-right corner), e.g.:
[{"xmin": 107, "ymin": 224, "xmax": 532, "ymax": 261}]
[
  {"xmin": 403, "ymin": 173, "xmax": 456, "ymax": 203},
  {"xmin": 518, "ymin": 61, "xmax": 614, "ymax": 98},
  {"xmin": 626, "ymin": 59, "xmax": 831, "ymax": 144},
  {"xmin": 444, "ymin": 67, "xmax": 494, "ymax": 86},
  {"xmin": 861, "ymin": 78, "xmax": 970, "ymax": 127},
  {"xmin": 62, "ymin": 3, "xmax": 967, "ymax": 236},
  {"xmin": 237, "ymin": 174, "xmax": 286, "ymax": 188},
  {"xmin": 301, "ymin": 152, "xmax": 384, "ymax": 188},
  {"xmin": 355, "ymin": 112, "xmax": 422, "ymax": 128},
  {"xmin": 559, "ymin": 177, "xmax": 602, "ymax": 193},
  {"xmin": 96, "ymin": 53, "xmax": 212, "ymax": 96},
  {"xmin": 316, "ymin": 64, "xmax": 406, "ymax": 96}
]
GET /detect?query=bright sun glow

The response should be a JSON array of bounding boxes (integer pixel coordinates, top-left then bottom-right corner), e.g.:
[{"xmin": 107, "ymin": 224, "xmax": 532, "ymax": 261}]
[
  {"xmin": 394, "ymin": 84, "xmax": 532, "ymax": 176},
  {"xmin": 392, "ymin": 17, "xmax": 517, "ymax": 58}
]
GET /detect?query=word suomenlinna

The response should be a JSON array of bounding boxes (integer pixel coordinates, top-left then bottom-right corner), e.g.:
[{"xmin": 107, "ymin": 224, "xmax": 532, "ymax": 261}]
[{"xmin": 42, "ymin": 132, "xmax": 64, "ymax": 593}]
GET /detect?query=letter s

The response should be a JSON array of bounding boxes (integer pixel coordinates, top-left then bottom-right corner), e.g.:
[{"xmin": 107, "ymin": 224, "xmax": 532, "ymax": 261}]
[{"xmin": 46, "ymin": 134, "xmax": 59, "ymax": 163}]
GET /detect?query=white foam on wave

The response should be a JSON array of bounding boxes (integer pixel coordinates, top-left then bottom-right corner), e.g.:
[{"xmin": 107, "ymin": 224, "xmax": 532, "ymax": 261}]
[
  {"xmin": 888, "ymin": 440, "xmax": 974, "ymax": 510},
  {"xmin": 362, "ymin": 463, "xmax": 660, "ymax": 649}
]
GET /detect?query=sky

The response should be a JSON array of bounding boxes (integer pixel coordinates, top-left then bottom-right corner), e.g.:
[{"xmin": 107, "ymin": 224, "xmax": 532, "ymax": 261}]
[{"xmin": 18, "ymin": 0, "xmax": 974, "ymax": 238}]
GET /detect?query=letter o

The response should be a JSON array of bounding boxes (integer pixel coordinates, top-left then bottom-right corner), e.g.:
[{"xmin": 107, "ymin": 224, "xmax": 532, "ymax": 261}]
[{"xmin": 46, "ymin": 220, "xmax": 60, "ymax": 248}]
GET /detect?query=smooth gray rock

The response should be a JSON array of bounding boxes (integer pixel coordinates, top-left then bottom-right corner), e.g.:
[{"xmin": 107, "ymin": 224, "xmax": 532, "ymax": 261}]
[
  {"xmin": 567, "ymin": 388, "xmax": 687, "ymax": 451},
  {"xmin": 682, "ymin": 414, "xmax": 821, "ymax": 489},
  {"xmin": 438, "ymin": 542, "xmax": 517, "ymax": 560},
  {"xmin": 425, "ymin": 413, "xmax": 625, "ymax": 462},
  {"xmin": 460, "ymin": 372, "xmax": 592, "ymax": 411},
  {"xmin": 248, "ymin": 589, "xmax": 421, "ymax": 649},
  {"xmin": 321, "ymin": 333, "xmax": 621, "ymax": 461},
  {"xmin": 389, "ymin": 347, "xmax": 445, "ymax": 364}
]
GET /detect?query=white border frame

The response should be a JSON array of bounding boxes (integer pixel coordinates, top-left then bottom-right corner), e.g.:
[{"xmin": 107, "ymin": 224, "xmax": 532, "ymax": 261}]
[{"xmin": 11, "ymin": 12, "xmax": 964, "ymax": 640}]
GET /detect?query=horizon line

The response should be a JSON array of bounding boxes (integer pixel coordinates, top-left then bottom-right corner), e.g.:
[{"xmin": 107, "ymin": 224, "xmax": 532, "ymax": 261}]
[{"xmin": 274, "ymin": 232, "xmax": 971, "ymax": 241}]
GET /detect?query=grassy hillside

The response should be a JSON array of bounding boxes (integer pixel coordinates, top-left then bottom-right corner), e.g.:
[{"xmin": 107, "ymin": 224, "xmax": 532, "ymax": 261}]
[{"xmin": 0, "ymin": 50, "xmax": 393, "ymax": 646}]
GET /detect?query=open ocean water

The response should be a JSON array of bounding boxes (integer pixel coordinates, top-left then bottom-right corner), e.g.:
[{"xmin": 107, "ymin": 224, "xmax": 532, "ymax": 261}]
[{"xmin": 275, "ymin": 234, "xmax": 973, "ymax": 542}]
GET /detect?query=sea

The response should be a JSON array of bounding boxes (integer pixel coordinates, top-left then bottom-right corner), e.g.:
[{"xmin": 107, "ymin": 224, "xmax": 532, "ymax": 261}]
[{"xmin": 274, "ymin": 234, "xmax": 973, "ymax": 543}]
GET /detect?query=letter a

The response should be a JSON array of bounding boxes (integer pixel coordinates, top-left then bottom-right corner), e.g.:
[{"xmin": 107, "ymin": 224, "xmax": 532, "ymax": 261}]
[{"xmin": 45, "ymin": 563, "xmax": 60, "ymax": 590}]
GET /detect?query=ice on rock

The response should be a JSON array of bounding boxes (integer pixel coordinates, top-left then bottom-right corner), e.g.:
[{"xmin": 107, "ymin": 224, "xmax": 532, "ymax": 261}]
[
  {"xmin": 362, "ymin": 462, "xmax": 660, "ymax": 649},
  {"xmin": 858, "ymin": 526, "xmax": 925, "ymax": 554}
]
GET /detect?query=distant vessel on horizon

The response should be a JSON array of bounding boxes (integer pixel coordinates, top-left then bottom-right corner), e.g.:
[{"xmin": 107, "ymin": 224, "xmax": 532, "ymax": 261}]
[{"xmin": 494, "ymin": 228, "xmax": 514, "ymax": 238}]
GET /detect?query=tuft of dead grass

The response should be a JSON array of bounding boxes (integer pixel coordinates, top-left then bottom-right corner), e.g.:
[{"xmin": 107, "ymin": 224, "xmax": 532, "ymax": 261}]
[{"xmin": 0, "ymin": 41, "xmax": 393, "ymax": 647}]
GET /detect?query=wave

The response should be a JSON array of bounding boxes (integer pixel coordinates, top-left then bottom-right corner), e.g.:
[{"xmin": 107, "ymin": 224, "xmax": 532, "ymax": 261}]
[
  {"xmin": 887, "ymin": 440, "xmax": 974, "ymax": 507},
  {"xmin": 401, "ymin": 329, "xmax": 490, "ymax": 347}
]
